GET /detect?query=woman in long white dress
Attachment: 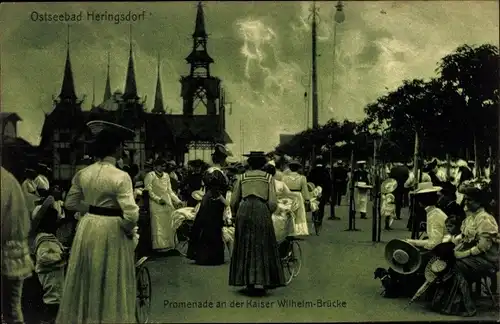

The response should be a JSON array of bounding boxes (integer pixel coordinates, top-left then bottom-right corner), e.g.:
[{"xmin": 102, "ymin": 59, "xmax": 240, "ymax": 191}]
[
  {"xmin": 57, "ymin": 120, "xmax": 139, "ymax": 323},
  {"xmin": 280, "ymin": 160, "xmax": 310, "ymax": 236},
  {"xmin": 145, "ymin": 159, "xmax": 182, "ymax": 252}
]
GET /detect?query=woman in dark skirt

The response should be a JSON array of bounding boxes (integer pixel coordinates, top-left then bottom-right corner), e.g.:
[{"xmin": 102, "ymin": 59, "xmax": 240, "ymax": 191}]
[
  {"xmin": 430, "ymin": 178, "xmax": 499, "ymax": 316},
  {"xmin": 186, "ymin": 145, "xmax": 230, "ymax": 266},
  {"xmin": 229, "ymin": 151, "xmax": 286, "ymax": 294}
]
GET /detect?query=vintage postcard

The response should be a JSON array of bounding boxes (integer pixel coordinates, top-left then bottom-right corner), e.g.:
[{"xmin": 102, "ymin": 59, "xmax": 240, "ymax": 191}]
[{"xmin": 0, "ymin": 1, "xmax": 498, "ymax": 323}]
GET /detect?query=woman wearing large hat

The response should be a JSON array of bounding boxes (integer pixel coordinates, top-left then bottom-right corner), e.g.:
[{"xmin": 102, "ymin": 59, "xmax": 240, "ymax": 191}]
[
  {"xmin": 186, "ymin": 144, "xmax": 231, "ymax": 265},
  {"xmin": 430, "ymin": 178, "xmax": 499, "ymax": 316},
  {"xmin": 404, "ymin": 182, "xmax": 448, "ymax": 251},
  {"xmin": 56, "ymin": 120, "xmax": 140, "ymax": 323},
  {"xmin": 280, "ymin": 159, "xmax": 310, "ymax": 235},
  {"xmin": 229, "ymin": 151, "xmax": 286, "ymax": 293},
  {"xmin": 144, "ymin": 158, "xmax": 183, "ymax": 253}
]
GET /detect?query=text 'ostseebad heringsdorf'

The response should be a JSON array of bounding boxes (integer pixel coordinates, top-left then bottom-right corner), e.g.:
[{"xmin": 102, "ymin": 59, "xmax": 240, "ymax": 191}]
[{"xmin": 163, "ymin": 299, "xmax": 348, "ymax": 309}]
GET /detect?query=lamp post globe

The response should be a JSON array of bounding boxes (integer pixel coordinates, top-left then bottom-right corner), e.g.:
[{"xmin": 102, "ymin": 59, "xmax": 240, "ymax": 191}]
[{"xmin": 334, "ymin": 1, "xmax": 345, "ymax": 24}]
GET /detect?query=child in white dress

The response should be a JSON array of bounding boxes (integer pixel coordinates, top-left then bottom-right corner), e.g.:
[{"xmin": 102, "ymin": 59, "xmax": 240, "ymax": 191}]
[{"xmin": 381, "ymin": 178, "xmax": 398, "ymax": 230}]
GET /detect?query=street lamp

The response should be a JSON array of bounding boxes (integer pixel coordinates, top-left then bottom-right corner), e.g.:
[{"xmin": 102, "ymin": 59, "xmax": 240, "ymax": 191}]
[{"xmin": 334, "ymin": 1, "xmax": 345, "ymax": 24}]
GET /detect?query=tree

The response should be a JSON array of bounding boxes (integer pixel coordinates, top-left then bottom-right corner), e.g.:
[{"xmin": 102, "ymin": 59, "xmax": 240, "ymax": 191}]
[{"xmin": 437, "ymin": 44, "xmax": 499, "ymax": 162}]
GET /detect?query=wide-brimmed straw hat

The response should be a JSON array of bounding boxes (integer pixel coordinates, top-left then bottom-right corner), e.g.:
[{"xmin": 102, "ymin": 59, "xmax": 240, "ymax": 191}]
[
  {"xmin": 410, "ymin": 182, "xmax": 442, "ymax": 195},
  {"xmin": 37, "ymin": 163, "xmax": 52, "ymax": 172},
  {"xmin": 384, "ymin": 239, "xmax": 422, "ymax": 275},
  {"xmin": 243, "ymin": 151, "xmax": 267, "ymax": 158},
  {"xmin": 381, "ymin": 178, "xmax": 398, "ymax": 194},
  {"xmin": 355, "ymin": 181, "xmax": 373, "ymax": 189},
  {"xmin": 86, "ymin": 120, "xmax": 135, "ymax": 143},
  {"xmin": 357, "ymin": 160, "xmax": 367, "ymax": 165},
  {"xmin": 458, "ymin": 178, "xmax": 491, "ymax": 201},
  {"xmin": 288, "ymin": 159, "xmax": 302, "ymax": 167},
  {"xmin": 191, "ymin": 190, "xmax": 205, "ymax": 201},
  {"xmin": 214, "ymin": 144, "xmax": 232, "ymax": 157},
  {"xmin": 30, "ymin": 195, "xmax": 56, "ymax": 234}
]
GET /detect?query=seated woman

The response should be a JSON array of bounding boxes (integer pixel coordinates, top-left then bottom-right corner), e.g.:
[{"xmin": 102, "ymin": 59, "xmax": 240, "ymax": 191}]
[
  {"xmin": 405, "ymin": 182, "xmax": 448, "ymax": 251},
  {"xmin": 430, "ymin": 178, "xmax": 499, "ymax": 317},
  {"xmin": 376, "ymin": 182, "xmax": 448, "ymax": 298}
]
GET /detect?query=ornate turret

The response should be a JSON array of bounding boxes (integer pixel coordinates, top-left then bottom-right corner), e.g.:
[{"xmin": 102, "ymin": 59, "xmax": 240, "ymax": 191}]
[
  {"xmin": 103, "ymin": 52, "xmax": 112, "ymax": 102},
  {"xmin": 185, "ymin": 1, "xmax": 214, "ymax": 77},
  {"xmin": 123, "ymin": 26, "xmax": 138, "ymax": 101},
  {"xmin": 59, "ymin": 27, "xmax": 77, "ymax": 102},
  {"xmin": 180, "ymin": 1, "xmax": 220, "ymax": 117},
  {"xmin": 152, "ymin": 53, "xmax": 165, "ymax": 114}
]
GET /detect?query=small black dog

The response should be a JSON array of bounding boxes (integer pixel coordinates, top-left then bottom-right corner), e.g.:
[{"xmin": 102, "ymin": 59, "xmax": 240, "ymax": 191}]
[
  {"xmin": 374, "ymin": 268, "xmax": 393, "ymax": 296},
  {"xmin": 374, "ymin": 267, "xmax": 425, "ymax": 298}
]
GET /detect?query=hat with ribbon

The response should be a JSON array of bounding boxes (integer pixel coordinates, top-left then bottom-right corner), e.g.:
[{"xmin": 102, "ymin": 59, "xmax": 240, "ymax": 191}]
[
  {"xmin": 144, "ymin": 158, "xmax": 154, "ymax": 168},
  {"xmin": 85, "ymin": 120, "xmax": 135, "ymax": 147},
  {"xmin": 355, "ymin": 181, "xmax": 373, "ymax": 189},
  {"xmin": 458, "ymin": 178, "xmax": 491, "ymax": 201},
  {"xmin": 307, "ymin": 182, "xmax": 316, "ymax": 192},
  {"xmin": 213, "ymin": 144, "xmax": 232, "ymax": 157},
  {"xmin": 384, "ymin": 239, "xmax": 422, "ymax": 275},
  {"xmin": 37, "ymin": 163, "xmax": 52, "ymax": 172},
  {"xmin": 381, "ymin": 178, "xmax": 398, "ymax": 194},
  {"xmin": 243, "ymin": 151, "xmax": 267, "ymax": 158},
  {"xmin": 410, "ymin": 182, "xmax": 442, "ymax": 195},
  {"xmin": 30, "ymin": 195, "xmax": 56, "ymax": 235},
  {"xmin": 287, "ymin": 159, "xmax": 302, "ymax": 167}
]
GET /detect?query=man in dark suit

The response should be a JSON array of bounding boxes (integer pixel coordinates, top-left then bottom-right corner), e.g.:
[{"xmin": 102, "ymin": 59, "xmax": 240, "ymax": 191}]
[
  {"xmin": 331, "ymin": 160, "xmax": 348, "ymax": 209},
  {"xmin": 389, "ymin": 162, "xmax": 410, "ymax": 220},
  {"xmin": 308, "ymin": 156, "xmax": 333, "ymax": 230}
]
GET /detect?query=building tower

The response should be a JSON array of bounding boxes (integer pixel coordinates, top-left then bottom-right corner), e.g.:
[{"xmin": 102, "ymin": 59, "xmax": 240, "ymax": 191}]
[
  {"xmin": 152, "ymin": 53, "xmax": 166, "ymax": 114},
  {"xmin": 180, "ymin": 1, "xmax": 221, "ymax": 116}
]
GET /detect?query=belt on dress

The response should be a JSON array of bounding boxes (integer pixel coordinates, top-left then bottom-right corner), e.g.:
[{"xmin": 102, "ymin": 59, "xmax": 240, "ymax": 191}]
[
  {"xmin": 290, "ymin": 189, "xmax": 301, "ymax": 192},
  {"xmin": 88, "ymin": 205, "xmax": 123, "ymax": 217}
]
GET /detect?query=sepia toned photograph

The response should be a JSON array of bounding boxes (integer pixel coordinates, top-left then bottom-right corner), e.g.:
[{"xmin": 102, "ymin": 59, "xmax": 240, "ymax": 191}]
[{"xmin": 0, "ymin": 1, "xmax": 498, "ymax": 323}]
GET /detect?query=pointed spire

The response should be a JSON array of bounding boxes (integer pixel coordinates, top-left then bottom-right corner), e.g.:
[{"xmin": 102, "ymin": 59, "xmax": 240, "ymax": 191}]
[
  {"xmin": 103, "ymin": 52, "xmax": 111, "ymax": 102},
  {"xmin": 123, "ymin": 25, "xmax": 138, "ymax": 100},
  {"xmin": 59, "ymin": 25, "xmax": 77, "ymax": 101},
  {"xmin": 152, "ymin": 52, "xmax": 165, "ymax": 114},
  {"xmin": 193, "ymin": 1, "xmax": 207, "ymax": 38}
]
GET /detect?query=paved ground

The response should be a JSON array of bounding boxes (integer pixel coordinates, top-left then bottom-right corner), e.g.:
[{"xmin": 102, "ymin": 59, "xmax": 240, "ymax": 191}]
[{"xmin": 144, "ymin": 201, "xmax": 498, "ymax": 323}]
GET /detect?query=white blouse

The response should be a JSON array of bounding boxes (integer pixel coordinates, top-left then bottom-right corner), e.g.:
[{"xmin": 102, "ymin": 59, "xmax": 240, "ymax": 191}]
[{"xmin": 64, "ymin": 157, "xmax": 139, "ymax": 234}]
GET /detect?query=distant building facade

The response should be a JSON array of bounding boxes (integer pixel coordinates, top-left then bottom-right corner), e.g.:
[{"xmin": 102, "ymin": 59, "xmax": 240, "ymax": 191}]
[{"xmin": 38, "ymin": 1, "xmax": 232, "ymax": 188}]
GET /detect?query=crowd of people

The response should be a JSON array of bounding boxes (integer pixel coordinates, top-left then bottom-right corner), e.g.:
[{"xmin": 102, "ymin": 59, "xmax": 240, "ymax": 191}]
[{"xmin": 1, "ymin": 119, "xmax": 498, "ymax": 322}]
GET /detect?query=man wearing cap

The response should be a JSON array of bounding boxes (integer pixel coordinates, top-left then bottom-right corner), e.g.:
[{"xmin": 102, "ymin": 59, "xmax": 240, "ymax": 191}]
[
  {"xmin": 331, "ymin": 160, "xmax": 348, "ymax": 210},
  {"xmin": 353, "ymin": 161, "xmax": 371, "ymax": 219},
  {"xmin": 389, "ymin": 161, "xmax": 410, "ymax": 220}
]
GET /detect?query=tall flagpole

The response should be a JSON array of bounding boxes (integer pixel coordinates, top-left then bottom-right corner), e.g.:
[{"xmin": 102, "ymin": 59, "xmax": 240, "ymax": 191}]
[{"xmin": 311, "ymin": 1, "xmax": 319, "ymax": 164}]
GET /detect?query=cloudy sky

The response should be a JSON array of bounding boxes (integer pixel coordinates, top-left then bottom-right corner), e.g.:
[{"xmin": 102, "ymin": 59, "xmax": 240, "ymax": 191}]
[{"xmin": 1, "ymin": 1, "xmax": 498, "ymax": 156}]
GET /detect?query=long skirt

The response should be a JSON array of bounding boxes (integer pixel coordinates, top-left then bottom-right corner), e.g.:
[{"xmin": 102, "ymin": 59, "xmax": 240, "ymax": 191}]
[
  {"xmin": 150, "ymin": 200, "xmax": 175, "ymax": 250},
  {"xmin": 287, "ymin": 192, "xmax": 309, "ymax": 236},
  {"xmin": 186, "ymin": 193, "xmax": 225, "ymax": 265},
  {"xmin": 355, "ymin": 189, "xmax": 369, "ymax": 213},
  {"xmin": 56, "ymin": 214, "xmax": 136, "ymax": 323},
  {"xmin": 229, "ymin": 197, "xmax": 286, "ymax": 288},
  {"xmin": 430, "ymin": 255, "xmax": 497, "ymax": 316}
]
